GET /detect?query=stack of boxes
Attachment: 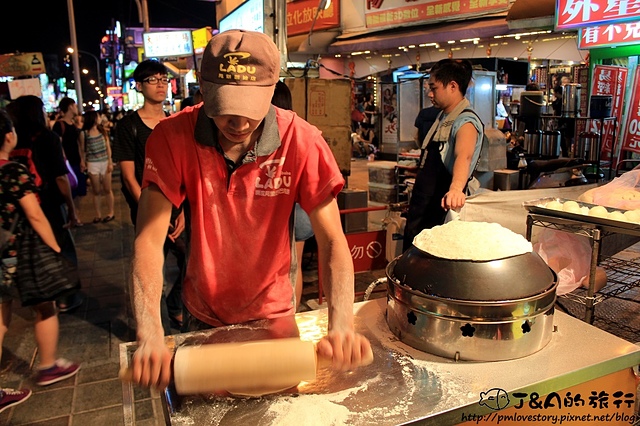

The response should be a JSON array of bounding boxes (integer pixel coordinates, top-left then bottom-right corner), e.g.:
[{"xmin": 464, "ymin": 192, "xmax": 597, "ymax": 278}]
[{"xmin": 368, "ymin": 161, "xmax": 398, "ymax": 204}]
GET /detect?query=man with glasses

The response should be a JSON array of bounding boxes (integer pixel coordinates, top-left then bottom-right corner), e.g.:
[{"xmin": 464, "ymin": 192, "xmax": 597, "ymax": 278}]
[{"xmin": 112, "ymin": 59, "xmax": 186, "ymax": 335}]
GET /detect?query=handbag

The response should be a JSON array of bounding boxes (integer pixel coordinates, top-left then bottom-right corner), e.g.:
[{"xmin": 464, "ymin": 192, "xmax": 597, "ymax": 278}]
[
  {"xmin": 15, "ymin": 222, "xmax": 79, "ymax": 306},
  {"xmin": 65, "ymin": 159, "xmax": 78, "ymax": 191}
]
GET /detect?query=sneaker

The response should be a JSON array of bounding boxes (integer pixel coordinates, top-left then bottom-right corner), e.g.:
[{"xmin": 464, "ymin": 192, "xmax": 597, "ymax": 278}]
[
  {"xmin": 36, "ymin": 359, "xmax": 80, "ymax": 386},
  {"xmin": 0, "ymin": 388, "xmax": 32, "ymax": 413}
]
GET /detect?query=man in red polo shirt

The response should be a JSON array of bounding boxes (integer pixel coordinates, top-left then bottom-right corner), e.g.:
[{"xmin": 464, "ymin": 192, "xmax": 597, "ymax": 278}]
[{"xmin": 129, "ymin": 30, "xmax": 372, "ymax": 390}]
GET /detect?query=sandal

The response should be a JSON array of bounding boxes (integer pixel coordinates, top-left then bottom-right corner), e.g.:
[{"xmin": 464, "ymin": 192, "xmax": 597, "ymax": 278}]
[
  {"xmin": 102, "ymin": 215, "xmax": 115, "ymax": 223},
  {"xmin": 92, "ymin": 217, "xmax": 102, "ymax": 223}
]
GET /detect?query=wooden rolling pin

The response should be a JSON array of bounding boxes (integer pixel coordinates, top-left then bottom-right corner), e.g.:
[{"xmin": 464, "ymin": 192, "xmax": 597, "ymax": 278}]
[{"xmin": 120, "ymin": 337, "xmax": 373, "ymax": 395}]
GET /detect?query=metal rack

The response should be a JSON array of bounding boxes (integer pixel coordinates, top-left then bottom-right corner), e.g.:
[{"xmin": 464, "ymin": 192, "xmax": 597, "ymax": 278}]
[
  {"xmin": 538, "ymin": 116, "xmax": 617, "ymax": 177},
  {"xmin": 526, "ymin": 212, "xmax": 640, "ymax": 325}
]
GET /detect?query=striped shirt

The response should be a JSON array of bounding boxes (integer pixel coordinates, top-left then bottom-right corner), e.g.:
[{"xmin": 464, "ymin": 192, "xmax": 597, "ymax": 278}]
[{"xmin": 84, "ymin": 131, "xmax": 109, "ymax": 163}]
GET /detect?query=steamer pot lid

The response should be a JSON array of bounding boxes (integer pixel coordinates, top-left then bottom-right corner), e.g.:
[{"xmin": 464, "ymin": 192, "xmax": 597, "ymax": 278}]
[{"xmin": 392, "ymin": 246, "xmax": 556, "ymax": 301}]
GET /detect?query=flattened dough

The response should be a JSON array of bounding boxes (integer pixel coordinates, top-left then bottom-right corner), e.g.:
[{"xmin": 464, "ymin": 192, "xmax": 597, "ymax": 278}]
[{"xmin": 412, "ymin": 220, "xmax": 532, "ymax": 261}]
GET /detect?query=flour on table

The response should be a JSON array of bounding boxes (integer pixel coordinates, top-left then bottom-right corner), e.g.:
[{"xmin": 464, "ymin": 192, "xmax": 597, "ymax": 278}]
[
  {"xmin": 265, "ymin": 397, "xmax": 351, "ymax": 425},
  {"xmin": 412, "ymin": 221, "xmax": 532, "ymax": 261}
]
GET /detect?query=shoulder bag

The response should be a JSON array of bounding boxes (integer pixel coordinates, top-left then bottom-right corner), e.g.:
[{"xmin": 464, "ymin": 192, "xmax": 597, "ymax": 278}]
[
  {"xmin": 15, "ymin": 222, "xmax": 79, "ymax": 306},
  {"xmin": 58, "ymin": 121, "xmax": 79, "ymax": 191}
]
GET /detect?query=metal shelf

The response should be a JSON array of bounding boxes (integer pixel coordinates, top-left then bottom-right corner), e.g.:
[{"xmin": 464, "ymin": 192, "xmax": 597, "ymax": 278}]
[
  {"xmin": 598, "ymin": 257, "xmax": 640, "ymax": 300},
  {"xmin": 526, "ymin": 212, "xmax": 640, "ymax": 325}
]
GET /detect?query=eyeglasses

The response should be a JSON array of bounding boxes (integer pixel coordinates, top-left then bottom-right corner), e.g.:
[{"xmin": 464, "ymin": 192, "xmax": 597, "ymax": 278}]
[{"xmin": 142, "ymin": 76, "xmax": 170, "ymax": 85}]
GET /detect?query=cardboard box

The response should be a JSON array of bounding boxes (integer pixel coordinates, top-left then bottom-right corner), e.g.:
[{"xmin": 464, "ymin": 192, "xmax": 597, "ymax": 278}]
[
  {"xmin": 286, "ymin": 78, "xmax": 351, "ymax": 128},
  {"xmin": 368, "ymin": 161, "xmax": 397, "ymax": 185},
  {"xmin": 286, "ymin": 78, "xmax": 352, "ymax": 176},
  {"xmin": 321, "ymin": 125, "xmax": 352, "ymax": 177}
]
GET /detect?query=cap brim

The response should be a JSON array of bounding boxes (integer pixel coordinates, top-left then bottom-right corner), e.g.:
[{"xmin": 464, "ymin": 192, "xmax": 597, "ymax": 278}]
[{"xmin": 201, "ymin": 81, "xmax": 275, "ymax": 121}]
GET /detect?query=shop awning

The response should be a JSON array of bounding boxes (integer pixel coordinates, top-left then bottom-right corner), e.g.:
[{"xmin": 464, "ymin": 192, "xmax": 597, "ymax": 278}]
[
  {"xmin": 287, "ymin": 30, "xmax": 341, "ymax": 56},
  {"xmin": 327, "ymin": 17, "xmax": 510, "ymax": 55},
  {"xmin": 506, "ymin": 0, "xmax": 555, "ymax": 30}
]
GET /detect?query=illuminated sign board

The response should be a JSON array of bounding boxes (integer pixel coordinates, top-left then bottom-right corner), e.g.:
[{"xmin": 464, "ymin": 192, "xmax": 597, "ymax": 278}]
[
  {"xmin": 143, "ymin": 30, "xmax": 194, "ymax": 58},
  {"xmin": 556, "ymin": 0, "xmax": 640, "ymax": 30},
  {"xmin": 364, "ymin": 0, "xmax": 508, "ymax": 29},
  {"xmin": 578, "ymin": 21, "xmax": 640, "ymax": 48},
  {"xmin": 219, "ymin": 0, "xmax": 264, "ymax": 33},
  {"xmin": 0, "ymin": 52, "xmax": 46, "ymax": 78},
  {"xmin": 287, "ymin": 0, "xmax": 340, "ymax": 36}
]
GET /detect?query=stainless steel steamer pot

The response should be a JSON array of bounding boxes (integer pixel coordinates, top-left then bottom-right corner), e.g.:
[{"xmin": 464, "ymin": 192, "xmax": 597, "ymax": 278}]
[{"xmin": 385, "ymin": 247, "xmax": 558, "ymax": 361}]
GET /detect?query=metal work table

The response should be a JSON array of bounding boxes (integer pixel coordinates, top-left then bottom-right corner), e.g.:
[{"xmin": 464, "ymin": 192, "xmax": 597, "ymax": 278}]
[
  {"xmin": 526, "ymin": 212, "xmax": 640, "ymax": 323},
  {"xmin": 120, "ymin": 297, "xmax": 640, "ymax": 425}
]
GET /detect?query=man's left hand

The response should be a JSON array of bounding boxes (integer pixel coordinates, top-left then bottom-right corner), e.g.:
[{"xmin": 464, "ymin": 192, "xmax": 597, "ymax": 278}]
[
  {"xmin": 168, "ymin": 211, "xmax": 185, "ymax": 241},
  {"xmin": 442, "ymin": 189, "xmax": 466, "ymax": 211},
  {"xmin": 316, "ymin": 330, "xmax": 373, "ymax": 371}
]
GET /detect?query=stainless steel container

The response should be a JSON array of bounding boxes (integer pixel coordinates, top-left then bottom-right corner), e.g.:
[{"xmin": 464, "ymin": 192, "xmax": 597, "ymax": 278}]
[
  {"xmin": 385, "ymin": 248, "xmax": 557, "ymax": 361},
  {"xmin": 524, "ymin": 129, "xmax": 542, "ymax": 155},
  {"xmin": 541, "ymin": 130, "xmax": 562, "ymax": 158},
  {"xmin": 562, "ymin": 83, "xmax": 582, "ymax": 118},
  {"xmin": 576, "ymin": 131, "xmax": 600, "ymax": 162}
]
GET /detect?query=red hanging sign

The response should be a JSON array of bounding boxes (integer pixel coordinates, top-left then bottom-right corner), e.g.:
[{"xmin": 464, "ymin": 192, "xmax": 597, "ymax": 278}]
[
  {"xmin": 588, "ymin": 65, "xmax": 627, "ymax": 161},
  {"xmin": 621, "ymin": 67, "xmax": 640, "ymax": 154}
]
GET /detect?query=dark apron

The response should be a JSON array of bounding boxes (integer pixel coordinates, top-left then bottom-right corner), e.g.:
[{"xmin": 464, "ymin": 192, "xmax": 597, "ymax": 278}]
[{"xmin": 402, "ymin": 138, "xmax": 452, "ymax": 252}]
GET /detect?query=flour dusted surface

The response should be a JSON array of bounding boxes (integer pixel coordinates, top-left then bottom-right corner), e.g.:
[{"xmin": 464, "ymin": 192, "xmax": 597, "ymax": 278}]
[{"xmin": 412, "ymin": 220, "xmax": 533, "ymax": 261}]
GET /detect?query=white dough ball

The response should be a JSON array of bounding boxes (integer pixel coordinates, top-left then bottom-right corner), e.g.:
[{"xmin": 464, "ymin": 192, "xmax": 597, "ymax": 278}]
[
  {"xmin": 563, "ymin": 200, "xmax": 582, "ymax": 214},
  {"xmin": 546, "ymin": 200, "xmax": 563, "ymax": 211},
  {"xmin": 623, "ymin": 210, "xmax": 640, "ymax": 223},
  {"xmin": 608, "ymin": 210, "xmax": 625, "ymax": 221},
  {"xmin": 588, "ymin": 205, "xmax": 609, "ymax": 218}
]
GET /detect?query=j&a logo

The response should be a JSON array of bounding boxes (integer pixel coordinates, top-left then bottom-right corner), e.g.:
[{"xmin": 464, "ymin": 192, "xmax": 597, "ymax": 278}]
[{"xmin": 218, "ymin": 52, "xmax": 257, "ymax": 81}]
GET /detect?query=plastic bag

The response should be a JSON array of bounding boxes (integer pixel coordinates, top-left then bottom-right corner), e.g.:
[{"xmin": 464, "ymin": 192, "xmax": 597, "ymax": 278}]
[
  {"xmin": 533, "ymin": 229, "xmax": 592, "ymax": 295},
  {"xmin": 578, "ymin": 169, "xmax": 640, "ymax": 210}
]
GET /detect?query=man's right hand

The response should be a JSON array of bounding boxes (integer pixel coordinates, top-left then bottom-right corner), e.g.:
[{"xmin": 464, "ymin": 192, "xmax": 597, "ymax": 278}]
[{"xmin": 130, "ymin": 336, "xmax": 173, "ymax": 391}]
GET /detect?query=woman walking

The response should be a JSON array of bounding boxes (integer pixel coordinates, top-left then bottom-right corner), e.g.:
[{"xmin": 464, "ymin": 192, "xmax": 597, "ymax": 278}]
[
  {"xmin": 0, "ymin": 109, "xmax": 79, "ymax": 412},
  {"xmin": 80, "ymin": 111, "xmax": 115, "ymax": 223}
]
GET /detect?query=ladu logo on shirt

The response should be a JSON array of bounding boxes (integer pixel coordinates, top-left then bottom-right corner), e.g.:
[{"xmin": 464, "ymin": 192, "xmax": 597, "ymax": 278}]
[
  {"xmin": 255, "ymin": 158, "xmax": 291, "ymax": 194},
  {"xmin": 218, "ymin": 52, "xmax": 257, "ymax": 81}
]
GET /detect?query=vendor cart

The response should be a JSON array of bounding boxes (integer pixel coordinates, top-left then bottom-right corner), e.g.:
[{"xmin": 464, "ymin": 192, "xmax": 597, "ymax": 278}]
[{"xmin": 120, "ymin": 298, "xmax": 640, "ymax": 425}]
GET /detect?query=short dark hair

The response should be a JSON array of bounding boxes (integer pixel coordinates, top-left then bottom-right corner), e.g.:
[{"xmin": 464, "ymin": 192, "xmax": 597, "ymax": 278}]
[
  {"xmin": 6, "ymin": 95, "xmax": 48, "ymax": 142},
  {"xmin": 133, "ymin": 59, "xmax": 168, "ymax": 83},
  {"xmin": 429, "ymin": 59, "xmax": 473, "ymax": 95},
  {"xmin": 0, "ymin": 109, "xmax": 14, "ymax": 143},
  {"xmin": 271, "ymin": 80, "xmax": 292, "ymax": 111},
  {"xmin": 58, "ymin": 97, "xmax": 76, "ymax": 113},
  {"xmin": 526, "ymin": 82, "xmax": 541, "ymax": 91}
]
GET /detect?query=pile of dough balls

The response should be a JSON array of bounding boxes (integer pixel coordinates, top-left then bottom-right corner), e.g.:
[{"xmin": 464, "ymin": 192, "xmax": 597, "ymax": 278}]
[{"xmin": 542, "ymin": 199, "xmax": 640, "ymax": 223}]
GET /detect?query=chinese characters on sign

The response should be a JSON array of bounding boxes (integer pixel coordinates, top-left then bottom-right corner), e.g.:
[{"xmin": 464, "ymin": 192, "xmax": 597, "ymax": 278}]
[
  {"xmin": 579, "ymin": 21, "xmax": 640, "ymax": 48},
  {"xmin": 346, "ymin": 231, "xmax": 386, "ymax": 273},
  {"xmin": 365, "ymin": 0, "xmax": 508, "ymax": 29},
  {"xmin": 556, "ymin": 0, "xmax": 640, "ymax": 30},
  {"xmin": 287, "ymin": 0, "xmax": 340, "ymax": 36},
  {"xmin": 588, "ymin": 65, "xmax": 627, "ymax": 161}
]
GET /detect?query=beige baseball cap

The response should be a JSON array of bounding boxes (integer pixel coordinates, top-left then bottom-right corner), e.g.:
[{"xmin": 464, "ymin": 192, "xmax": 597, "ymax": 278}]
[{"xmin": 200, "ymin": 30, "xmax": 280, "ymax": 121}]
